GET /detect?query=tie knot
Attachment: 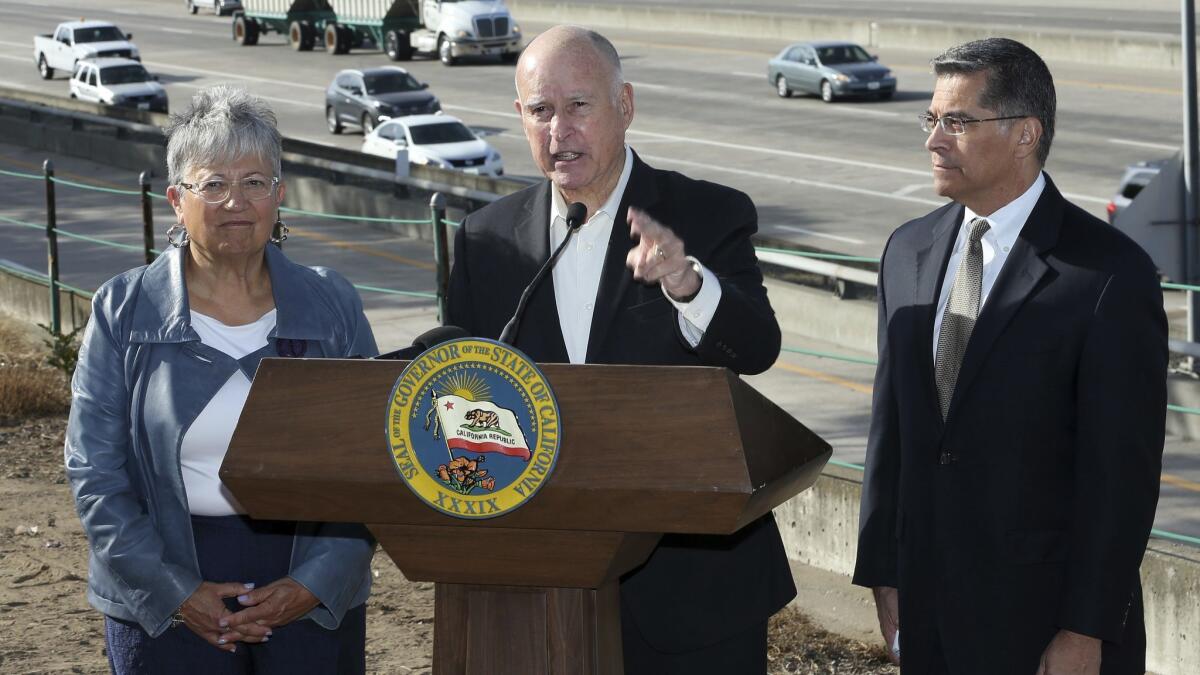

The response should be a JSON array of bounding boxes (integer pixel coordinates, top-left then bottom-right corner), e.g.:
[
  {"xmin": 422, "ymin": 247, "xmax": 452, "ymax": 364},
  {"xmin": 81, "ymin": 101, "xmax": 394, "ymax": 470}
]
[{"xmin": 967, "ymin": 217, "xmax": 990, "ymax": 243}]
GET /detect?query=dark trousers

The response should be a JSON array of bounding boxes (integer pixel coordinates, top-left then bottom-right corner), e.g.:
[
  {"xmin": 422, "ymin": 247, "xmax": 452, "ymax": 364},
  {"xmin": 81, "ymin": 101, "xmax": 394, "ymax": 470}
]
[
  {"xmin": 105, "ymin": 515, "xmax": 366, "ymax": 675},
  {"xmin": 620, "ymin": 600, "xmax": 767, "ymax": 675}
]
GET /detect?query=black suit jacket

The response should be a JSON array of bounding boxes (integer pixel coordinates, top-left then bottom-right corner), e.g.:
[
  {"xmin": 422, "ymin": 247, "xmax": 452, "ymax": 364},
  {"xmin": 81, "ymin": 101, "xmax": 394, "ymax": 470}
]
[
  {"xmin": 447, "ymin": 154, "xmax": 795, "ymax": 652},
  {"xmin": 852, "ymin": 175, "xmax": 1167, "ymax": 674}
]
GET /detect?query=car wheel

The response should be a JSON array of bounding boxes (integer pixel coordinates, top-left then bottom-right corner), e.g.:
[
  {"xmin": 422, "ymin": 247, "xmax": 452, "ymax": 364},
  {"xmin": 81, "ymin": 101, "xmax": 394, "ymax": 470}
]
[
  {"xmin": 820, "ymin": 80, "xmax": 834, "ymax": 103},
  {"xmin": 213, "ymin": 1, "xmax": 223, "ymax": 16},
  {"xmin": 775, "ymin": 74, "xmax": 792, "ymax": 98},
  {"xmin": 438, "ymin": 36, "xmax": 456, "ymax": 66},
  {"xmin": 38, "ymin": 55, "xmax": 53, "ymax": 80},
  {"xmin": 327, "ymin": 106, "xmax": 343, "ymax": 134},
  {"xmin": 324, "ymin": 23, "xmax": 340, "ymax": 54},
  {"xmin": 187, "ymin": 0, "xmax": 197, "ymax": 15},
  {"xmin": 361, "ymin": 113, "xmax": 375, "ymax": 135}
]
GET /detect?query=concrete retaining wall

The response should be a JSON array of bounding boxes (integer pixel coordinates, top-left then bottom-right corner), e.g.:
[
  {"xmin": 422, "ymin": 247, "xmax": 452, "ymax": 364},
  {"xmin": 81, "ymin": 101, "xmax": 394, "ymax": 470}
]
[
  {"xmin": 507, "ymin": 1, "xmax": 1188, "ymax": 71},
  {"xmin": 0, "ymin": 270, "xmax": 91, "ymax": 332},
  {"xmin": 772, "ymin": 467, "xmax": 1200, "ymax": 675}
]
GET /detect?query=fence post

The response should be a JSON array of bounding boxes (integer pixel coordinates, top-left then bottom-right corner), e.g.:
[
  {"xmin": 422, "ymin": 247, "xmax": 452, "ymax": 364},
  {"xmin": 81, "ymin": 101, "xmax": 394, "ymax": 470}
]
[
  {"xmin": 44, "ymin": 159, "xmax": 61, "ymax": 334},
  {"xmin": 430, "ymin": 192, "xmax": 449, "ymax": 322},
  {"xmin": 140, "ymin": 171, "xmax": 155, "ymax": 264}
]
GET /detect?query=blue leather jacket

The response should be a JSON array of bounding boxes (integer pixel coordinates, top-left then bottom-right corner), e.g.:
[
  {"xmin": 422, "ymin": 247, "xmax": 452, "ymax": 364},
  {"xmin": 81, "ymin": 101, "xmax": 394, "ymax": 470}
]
[{"xmin": 65, "ymin": 245, "xmax": 378, "ymax": 637}]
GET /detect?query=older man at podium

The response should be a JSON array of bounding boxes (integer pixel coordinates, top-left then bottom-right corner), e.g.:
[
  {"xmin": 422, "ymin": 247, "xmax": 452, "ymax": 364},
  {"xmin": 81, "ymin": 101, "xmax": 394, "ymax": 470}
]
[{"xmin": 447, "ymin": 25, "xmax": 791, "ymax": 674}]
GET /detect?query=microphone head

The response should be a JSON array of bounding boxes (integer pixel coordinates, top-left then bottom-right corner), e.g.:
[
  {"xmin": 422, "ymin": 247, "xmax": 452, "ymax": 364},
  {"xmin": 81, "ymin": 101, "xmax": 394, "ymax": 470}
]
[
  {"xmin": 413, "ymin": 325, "xmax": 470, "ymax": 351},
  {"xmin": 565, "ymin": 202, "xmax": 588, "ymax": 231}
]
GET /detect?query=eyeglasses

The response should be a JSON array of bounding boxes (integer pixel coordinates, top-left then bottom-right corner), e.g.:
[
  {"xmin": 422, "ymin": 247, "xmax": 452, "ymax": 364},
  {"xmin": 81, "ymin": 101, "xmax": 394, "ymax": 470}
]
[
  {"xmin": 918, "ymin": 113, "xmax": 1028, "ymax": 136},
  {"xmin": 178, "ymin": 176, "xmax": 279, "ymax": 204}
]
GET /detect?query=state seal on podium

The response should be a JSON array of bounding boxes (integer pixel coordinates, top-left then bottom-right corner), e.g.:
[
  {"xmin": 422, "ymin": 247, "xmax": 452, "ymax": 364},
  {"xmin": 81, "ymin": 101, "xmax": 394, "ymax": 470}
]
[{"xmin": 386, "ymin": 338, "xmax": 561, "ymax": 519}]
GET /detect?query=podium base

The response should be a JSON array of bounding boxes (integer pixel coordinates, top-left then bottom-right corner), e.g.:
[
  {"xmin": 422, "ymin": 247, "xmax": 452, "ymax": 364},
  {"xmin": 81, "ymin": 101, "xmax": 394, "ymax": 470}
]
[{"xmin": 433, "ymin": 582, "xmax": 624, "ymax": 675}]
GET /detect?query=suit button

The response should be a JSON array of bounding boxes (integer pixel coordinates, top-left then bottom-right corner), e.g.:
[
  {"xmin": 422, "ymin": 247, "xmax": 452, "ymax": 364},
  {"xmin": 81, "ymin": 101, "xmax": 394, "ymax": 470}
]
[{"xmin": 939, "ymin": 451, "xmax": 953, "ymax": 465}]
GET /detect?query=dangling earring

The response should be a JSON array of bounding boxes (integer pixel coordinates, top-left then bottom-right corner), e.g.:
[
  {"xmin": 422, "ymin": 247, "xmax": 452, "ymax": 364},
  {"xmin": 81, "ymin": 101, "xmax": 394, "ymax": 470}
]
[
  {"xmin": 166, "ymin": 223, "xmax": 189, "ymax": 248},
  {"xmin": 271, "ymin": 217, "xmax": 289, "ymax": 244}
]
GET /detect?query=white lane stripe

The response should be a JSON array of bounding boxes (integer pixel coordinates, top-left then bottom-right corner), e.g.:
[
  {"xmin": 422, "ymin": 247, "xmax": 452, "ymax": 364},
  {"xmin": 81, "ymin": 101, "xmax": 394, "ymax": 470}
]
[
  {"xmin": 774, "ymin": 224, "xmax": 866, "ymax": 246},
  {"xmin": 893, "ymin": 183, "xmax": 929, "ymax": 196},
  {"xmin": 162, "ymin": 28, "xmax": 195, "ymax": 35},
  {"xmin": 0, "ymin": 39, "xmax": 31, "ymax": 48},
  {"xmin": 638, "ymin": 152, "xmax": 944, "ymax": 207},
  {"xmin": 1060, "ymin": 191, "xmax": 1109, "ymax": 206},
  {"xmin": 731, "ymin": 71, "xmax": 763, "ymax": 79},
  {"xmin": 141, "ymin": 60, "xmax": 326, "ymax": 91},
  {"xmin": 827, "ymin": 106, "xmax": 901, "ymax": 119},
  {"xmin": 0, "ymin": 54, "xmax": 32, "ymax": 63},
  {"xmin": 172, "ymin": 81, "xmax": 322, "ymax": 109},
  {"xmin": 1109, "ymin": 138, "xmax": 1179, "ymax": 151},
  {"xmin": 446, "ymin": 102, "xmax": 931, "ymax": 176},
  {"xmin": 628, "ymin": 81, "xmax": 670, "ymax": 91}
]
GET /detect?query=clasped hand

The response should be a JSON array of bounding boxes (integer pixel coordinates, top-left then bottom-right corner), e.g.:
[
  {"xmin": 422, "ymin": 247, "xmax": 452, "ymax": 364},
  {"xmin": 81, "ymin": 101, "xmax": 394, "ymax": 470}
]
[{"xmin": 179, "ymin": 578, "xmax": 318, "ymax": 652}]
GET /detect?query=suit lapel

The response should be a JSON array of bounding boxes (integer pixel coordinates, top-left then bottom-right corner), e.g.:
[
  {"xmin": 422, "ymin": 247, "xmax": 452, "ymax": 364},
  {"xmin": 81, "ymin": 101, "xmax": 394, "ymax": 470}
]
[
  {"xmin": 915, "ymin": 204, "xmax": 963, "ymax": 425},
  {"xmin": 945, "ymin": 178, "xmax": 1062, "ymax": 423},
  {"xmin": 585, "ymin": 154, "xmax": 659, "ymax": 363},
  {"xmin": 512, "ymin": 181, "xmax": 569, "ymax": 362}
]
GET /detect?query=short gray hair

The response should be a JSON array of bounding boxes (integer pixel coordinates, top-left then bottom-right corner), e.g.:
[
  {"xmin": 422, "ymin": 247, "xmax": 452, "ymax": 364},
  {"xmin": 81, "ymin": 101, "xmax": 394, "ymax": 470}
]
[
  {"xmin": 165, "ymin": 86, "xmax": 282, "ymax": 184},
  {"xmin": 931, "ymin": 38, "xmax": 1056, "ymax": 165}
]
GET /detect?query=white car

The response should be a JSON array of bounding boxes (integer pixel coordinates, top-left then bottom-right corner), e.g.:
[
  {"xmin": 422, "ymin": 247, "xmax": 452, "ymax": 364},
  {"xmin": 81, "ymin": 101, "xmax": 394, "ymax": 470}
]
[
  {"xmin": 70, "ymin": 58, "xmax": 168, "ymax": 113},
  {"xmin": 362, "ymin": 114, "xmax": 503, "ymax": 177},
  {"xmin": 34, "ymin": 20, "xmax": 139, "ymax": 80}
]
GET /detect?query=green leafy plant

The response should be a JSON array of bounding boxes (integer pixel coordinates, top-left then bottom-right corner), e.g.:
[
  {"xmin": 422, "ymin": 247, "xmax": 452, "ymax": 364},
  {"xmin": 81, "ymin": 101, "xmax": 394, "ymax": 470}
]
[{"xmin": 37, "ymin": 323, "xmax": 82, "ymax": 377}]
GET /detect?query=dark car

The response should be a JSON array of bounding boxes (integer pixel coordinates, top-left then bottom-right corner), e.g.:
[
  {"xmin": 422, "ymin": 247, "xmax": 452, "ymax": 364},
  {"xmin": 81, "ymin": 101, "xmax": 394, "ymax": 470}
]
[
  {"xmin": 325, "ymin": 66, "xmax": 441, "ymax": 135},
  {"xmin": 767, "ymin": 41, "xmax": 896, "ymax": 103}
]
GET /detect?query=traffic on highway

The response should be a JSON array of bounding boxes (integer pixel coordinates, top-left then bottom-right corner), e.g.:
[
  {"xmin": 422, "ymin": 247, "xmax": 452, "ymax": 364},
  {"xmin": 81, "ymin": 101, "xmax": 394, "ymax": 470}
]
[{"xmin": 0, "ymin": 0, "xmax": 1184, "ymax": 256}]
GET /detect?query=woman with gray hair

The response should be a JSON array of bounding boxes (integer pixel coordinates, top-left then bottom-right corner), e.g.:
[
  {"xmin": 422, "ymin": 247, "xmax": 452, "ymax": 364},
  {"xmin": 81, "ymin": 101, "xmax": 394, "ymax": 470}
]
[{"xmin": 65, "ymin": 85, "xmax": 376, "ymax": 674}]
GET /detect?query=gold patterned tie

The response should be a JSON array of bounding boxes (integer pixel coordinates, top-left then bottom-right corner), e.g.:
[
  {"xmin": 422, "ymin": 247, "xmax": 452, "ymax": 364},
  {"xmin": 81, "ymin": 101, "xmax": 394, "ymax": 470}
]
[{"xmin": 934, "ymin": 217, "xmax": 990, "ymax": 419}]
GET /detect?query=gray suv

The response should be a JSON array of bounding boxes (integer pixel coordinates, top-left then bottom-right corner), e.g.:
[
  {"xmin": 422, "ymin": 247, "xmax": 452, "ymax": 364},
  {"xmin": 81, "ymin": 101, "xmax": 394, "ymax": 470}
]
[{"xmin": 325, "ymin": 66, "xmax": 441, "ymax": 135}]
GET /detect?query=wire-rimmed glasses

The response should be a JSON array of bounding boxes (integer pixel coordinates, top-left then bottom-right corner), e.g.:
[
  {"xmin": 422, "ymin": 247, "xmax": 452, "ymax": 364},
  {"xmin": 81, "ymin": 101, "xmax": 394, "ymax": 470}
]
[
  {"xmin": 178, "ymin": 175, "xmax": 279, "ymax": 204},
  {"xmin": 918, "ymin": 113, "xmax": 1029, "ymax": 136}
]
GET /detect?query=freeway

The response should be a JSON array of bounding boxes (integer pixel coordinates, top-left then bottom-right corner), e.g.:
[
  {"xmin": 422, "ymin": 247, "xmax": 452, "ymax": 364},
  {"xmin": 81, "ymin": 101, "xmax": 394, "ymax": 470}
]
[
  {"xmin": 544, "ymin": 0, "xmax": 1193, "ymax": 37},
  {"xmin": 0, "ymin": 0, "xmax": 1186, "ymax": 257}
]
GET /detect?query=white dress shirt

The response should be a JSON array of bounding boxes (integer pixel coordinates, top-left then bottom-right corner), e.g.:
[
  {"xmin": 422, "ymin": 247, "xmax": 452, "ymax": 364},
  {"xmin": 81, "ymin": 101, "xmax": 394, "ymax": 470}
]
[
  {"xmin": 932, "ymin": 172, "xmax": 1046, "ymax": 360},
  {"xmin": 550, "ymin": 146, "xmax": 722, "ymax": 363},
  {"xmin": 180, "ymin": 308, "xmax": 275, "ymax": 516}
]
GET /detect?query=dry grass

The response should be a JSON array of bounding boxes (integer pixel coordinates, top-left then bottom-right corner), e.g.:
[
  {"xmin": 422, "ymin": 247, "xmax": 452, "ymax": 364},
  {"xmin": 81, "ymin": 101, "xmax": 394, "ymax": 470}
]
[
  {"xmin": 0, "ymin": 315, "xmax": 71, "ymax": 422},
  {"xmin": 768, "ymin": 606, "xmax": 898, "ymax": 674}
]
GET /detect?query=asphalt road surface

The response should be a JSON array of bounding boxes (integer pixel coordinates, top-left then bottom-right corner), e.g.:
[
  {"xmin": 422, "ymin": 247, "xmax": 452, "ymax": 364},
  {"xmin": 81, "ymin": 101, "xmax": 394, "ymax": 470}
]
[{"xmin": 0, "ymin": 0, "xmax": 1187, "ymax": 258}]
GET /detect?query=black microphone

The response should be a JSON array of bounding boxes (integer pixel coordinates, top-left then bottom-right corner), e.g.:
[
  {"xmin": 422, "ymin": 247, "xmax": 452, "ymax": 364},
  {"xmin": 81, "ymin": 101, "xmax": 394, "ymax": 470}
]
[
  {"xmin": 498, "ymin": 202, "xmax": 587, "ymax": 345},
  {"xmin": 376, "ymin": 325, "xmax": 470, "ymax": 360}
]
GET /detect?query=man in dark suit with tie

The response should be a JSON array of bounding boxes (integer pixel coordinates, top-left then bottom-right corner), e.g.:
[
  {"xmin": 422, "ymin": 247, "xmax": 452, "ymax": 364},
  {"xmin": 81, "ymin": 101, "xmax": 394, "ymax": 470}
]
[
  {"xmin": 447, "ymin": 25, "xmax": 792, "ymax": 673},
  {"xmin": 853, "ymin": 38, "xmax": 1167, "ymax": 675}
]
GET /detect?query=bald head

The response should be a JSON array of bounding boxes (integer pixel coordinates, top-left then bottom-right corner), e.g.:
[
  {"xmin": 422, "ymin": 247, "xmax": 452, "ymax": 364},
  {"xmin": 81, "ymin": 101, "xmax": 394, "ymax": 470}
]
[{"xmin": 516, "ymin": 25, "xmax": 624, "ymax": 103}]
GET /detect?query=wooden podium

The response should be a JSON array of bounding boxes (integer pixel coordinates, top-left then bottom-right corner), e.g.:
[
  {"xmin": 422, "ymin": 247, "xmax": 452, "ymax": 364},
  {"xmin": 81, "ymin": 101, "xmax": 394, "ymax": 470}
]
[{"xmin": 222, "ymin": 358, "xmax": 831, "ymax": 675}]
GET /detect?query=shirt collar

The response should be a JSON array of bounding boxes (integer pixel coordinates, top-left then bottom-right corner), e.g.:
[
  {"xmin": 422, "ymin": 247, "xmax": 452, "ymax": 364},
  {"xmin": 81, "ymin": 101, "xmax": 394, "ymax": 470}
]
[
  {"xmin": 961, "ymin": 171, "xmax": 1046, "ymax": 253},
  {"xmin": 551, "ymin": 145, "xmax": 634, "ymax": 228},
  {"xmin": 130, "ymin": 244, "xmax": 333, "ymax": 343}
]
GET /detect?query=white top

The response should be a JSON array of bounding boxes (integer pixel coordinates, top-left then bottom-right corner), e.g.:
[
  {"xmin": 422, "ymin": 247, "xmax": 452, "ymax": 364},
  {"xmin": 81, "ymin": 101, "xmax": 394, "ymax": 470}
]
[
  {"xmin": 179, "ymin": 309, "xmax": 276, "ymax": 516},
  {"xmin": 549, "ymin": 145, "xmax": 722, "ymax": 363},
  {"xmin": 933, "ymin": 172, "xmax": 1045, "ymax": 361}
]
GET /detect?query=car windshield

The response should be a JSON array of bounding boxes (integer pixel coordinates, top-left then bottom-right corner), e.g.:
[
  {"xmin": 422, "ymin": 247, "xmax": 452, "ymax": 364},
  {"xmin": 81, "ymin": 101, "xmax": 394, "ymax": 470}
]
[
  {"xmin": 816, "ymin": 45, "xmax": 873, "ymax": 65},
  {"xmin": 74, "ymin": 26, "xmax": 126, "ymax": 43},
  {"xmin": 409, "ymin": 122, "xmax": 475, "ymax": 145},
  {"xmin": 364, "ymin": 72, "xmax": 421, "ymax": 94},
  {"xmin": 100, "ymin": 65, "xmax": 150, "ymax": 85}
]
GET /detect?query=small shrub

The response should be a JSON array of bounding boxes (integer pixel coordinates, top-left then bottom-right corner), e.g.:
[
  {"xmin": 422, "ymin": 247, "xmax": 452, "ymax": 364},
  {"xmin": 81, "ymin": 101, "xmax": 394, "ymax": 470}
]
[
  {"xmin": 37, "ymin": 323, "xmax": 82, "ymax": 377},
  {"xmin": 0, "ymin": 358, "xmax": 70, "ymax": 421}
]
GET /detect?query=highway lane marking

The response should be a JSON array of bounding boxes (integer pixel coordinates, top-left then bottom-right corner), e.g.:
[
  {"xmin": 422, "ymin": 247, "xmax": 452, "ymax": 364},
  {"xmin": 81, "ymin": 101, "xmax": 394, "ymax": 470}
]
[
  {"xmin": 774, "ymin": 225, "xmax": 866, "ymax": 246},
  {"xmin": 893, "ymin": 183, "xmax": 929, "ymax": 196},
  {"xmin": 731, "ymin": 71, "xmax": 763, "ymax": 79},
  {"xmin": 1161, "ymin": 472, "xmax": 1200, "ymax": 493},
  {"xmin": 628, "ymin": 81, "xmax": 670, "ymax": 91},
  {"xmin": 162, "ymin": 28, "xmax": 196, "ymax": 36},
  {"xmin": 171, "ymin": 81, "xmax": 322, "ymax": 110},
  {"xmin": 287, "ymin": 229, "xmax": 437, "ymax": 271},
  {"xmin": 637, "ymin": 152, "xmax": 945, "ymax": 207},
  {"xmin": 141, "ymin": 60, "xmax": 327, "ymax": 91},
  {"xmin": 772, "ymin": 360, "xmax": 874, "ymax": 395},
  {"xmin": 1109, "ymin": 138, "xmax": 1178, "ymax": 152}
]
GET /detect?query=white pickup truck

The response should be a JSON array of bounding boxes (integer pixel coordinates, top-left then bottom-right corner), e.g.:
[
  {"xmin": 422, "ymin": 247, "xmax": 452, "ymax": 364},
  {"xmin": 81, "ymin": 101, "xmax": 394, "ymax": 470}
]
[{"xmin": 33, "ymin": 21, "xmax": 140, "ymax": 80}]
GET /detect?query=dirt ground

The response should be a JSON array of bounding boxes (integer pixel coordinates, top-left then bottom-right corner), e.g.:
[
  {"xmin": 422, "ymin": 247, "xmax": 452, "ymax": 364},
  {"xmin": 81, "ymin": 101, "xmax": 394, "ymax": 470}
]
[{"xmin": 0, "ymin": 316, "xmax": 895, "ymax": 675}]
